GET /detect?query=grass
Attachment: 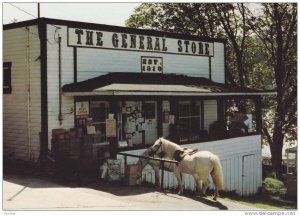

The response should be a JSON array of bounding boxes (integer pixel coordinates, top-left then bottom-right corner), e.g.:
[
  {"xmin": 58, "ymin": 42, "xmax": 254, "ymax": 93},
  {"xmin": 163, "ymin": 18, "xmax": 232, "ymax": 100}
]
[
  {"xmin": 220, "ymin": 177, "xmax": 297, "ymax": 210},
  {"xmin": 222, "ymin": 194, "xmax": 297, "ymax": 210}
]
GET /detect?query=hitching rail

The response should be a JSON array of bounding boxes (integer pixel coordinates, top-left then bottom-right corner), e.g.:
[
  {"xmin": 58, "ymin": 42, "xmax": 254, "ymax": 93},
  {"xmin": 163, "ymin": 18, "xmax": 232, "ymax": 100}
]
[{"xmin": 118, "ymin": 152, "xmax": 178, "ymax": 190}]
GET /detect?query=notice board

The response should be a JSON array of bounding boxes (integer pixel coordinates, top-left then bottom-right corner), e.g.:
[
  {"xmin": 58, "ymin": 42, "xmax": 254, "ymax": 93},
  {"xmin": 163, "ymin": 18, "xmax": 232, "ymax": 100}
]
[{"xmin": 106, "ymin": 119, "xmax": 116, "ymax": 137}]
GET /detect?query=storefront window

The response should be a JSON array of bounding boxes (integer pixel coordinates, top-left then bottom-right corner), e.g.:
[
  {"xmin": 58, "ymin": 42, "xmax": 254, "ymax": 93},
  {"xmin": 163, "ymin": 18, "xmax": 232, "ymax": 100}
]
[
  {"xmin": 144, "ymin": 102, "xmax": 156, "ymax": 119},
  {"xmin": 178, "ymin": 101, "xmax": 201, "ymax": 142},
  {"xmin": 118, "ymin": 100, "xmax": 159, "ymax": 147},
  {"xmin": 90, "ymin": 101, "xmax": 109, "ymax": 143},
  {"xmin": 3, "ymin": 62, "xmax": 12, "ymax": 94}
]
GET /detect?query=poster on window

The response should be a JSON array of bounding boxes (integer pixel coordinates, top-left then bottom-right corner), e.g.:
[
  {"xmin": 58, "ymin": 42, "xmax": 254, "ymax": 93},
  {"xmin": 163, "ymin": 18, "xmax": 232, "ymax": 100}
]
[
  {"xmin": 169, "ymin": 115, "xmax": 175, "ymax": 124},
  {"xmin": 163, "ymin": 111, "xmax": 170, "ymax": 123},
  {"xmin": 106, "ymin": 119, "xmax": 116, "ymax": 137},
  {"xmin": 75, "ymin": 101, "xmax": 89, "ymax": 118}
]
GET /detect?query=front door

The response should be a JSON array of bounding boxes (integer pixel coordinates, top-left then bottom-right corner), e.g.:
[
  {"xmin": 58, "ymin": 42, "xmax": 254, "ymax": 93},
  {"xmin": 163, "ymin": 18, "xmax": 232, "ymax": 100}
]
[{"xmin": 144, "ymin": 101, "xmax": 157, "ymax": 145}]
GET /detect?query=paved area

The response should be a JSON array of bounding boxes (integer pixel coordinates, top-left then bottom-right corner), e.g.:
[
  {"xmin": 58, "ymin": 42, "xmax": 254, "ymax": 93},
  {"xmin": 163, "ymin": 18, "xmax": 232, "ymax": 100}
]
[{"xmin": 3, "ymin": 172, "xmax": 258, "ymax": 211}]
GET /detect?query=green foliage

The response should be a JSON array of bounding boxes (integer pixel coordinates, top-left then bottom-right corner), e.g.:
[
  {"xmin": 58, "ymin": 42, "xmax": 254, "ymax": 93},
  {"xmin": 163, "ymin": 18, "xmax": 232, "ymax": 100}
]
[
  {"xmin": 126, "ymin": 3, "xmax": 297, "ymax": 179},
  {"xmin": 263, "ymin": 177, "xmax": 287, "ymax": 195}
]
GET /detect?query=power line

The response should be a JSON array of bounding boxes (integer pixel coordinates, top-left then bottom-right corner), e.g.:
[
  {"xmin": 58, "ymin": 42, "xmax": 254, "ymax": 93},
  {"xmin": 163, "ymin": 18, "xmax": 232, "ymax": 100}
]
[
  {"xmin": 8, "ymin": 3, "xmax": 37, "ymax": 19},
  {"xmin": 7, "ymin": 2, "xmax": 60, "ymax": 44},
  {"xmin": 8, "ymin": 3, "xmax": 60, "ymax": 29}
]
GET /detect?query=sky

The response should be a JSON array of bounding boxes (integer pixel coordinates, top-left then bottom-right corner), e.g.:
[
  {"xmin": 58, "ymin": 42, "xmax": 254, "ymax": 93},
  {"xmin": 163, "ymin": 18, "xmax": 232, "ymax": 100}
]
[{"xmin": 2, "ymin": 2, "xmax": 141, "ymax": 26}]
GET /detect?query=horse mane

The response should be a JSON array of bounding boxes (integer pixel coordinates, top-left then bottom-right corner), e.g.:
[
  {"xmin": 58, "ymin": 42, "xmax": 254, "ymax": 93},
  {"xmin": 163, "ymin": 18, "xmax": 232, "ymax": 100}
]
[{"xmin": 160, "ymin": 137, "xmax": 181, "ymax": 151}]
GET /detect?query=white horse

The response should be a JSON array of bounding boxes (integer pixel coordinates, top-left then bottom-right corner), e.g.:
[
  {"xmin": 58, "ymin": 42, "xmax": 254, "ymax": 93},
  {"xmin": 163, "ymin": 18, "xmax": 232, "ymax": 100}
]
[
  {"xmin": 135, "ymin": 148, "xmax": 184, "ymax": 194},
  {"xmin": 148, "ymin": 137, "xmax": 225, "ymax": 201}
]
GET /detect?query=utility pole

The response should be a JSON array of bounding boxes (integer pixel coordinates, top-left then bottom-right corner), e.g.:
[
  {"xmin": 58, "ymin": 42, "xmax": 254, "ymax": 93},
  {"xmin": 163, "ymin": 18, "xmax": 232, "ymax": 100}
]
[{"xmin": 38, "ymin": 3, "xmax": 40, "ymax": 18}]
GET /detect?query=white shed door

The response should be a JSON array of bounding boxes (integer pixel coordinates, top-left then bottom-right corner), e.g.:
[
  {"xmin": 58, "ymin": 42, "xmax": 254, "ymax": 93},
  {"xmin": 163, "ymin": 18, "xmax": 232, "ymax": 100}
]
[{"xmin": 242, "ymin": 154, "xmax": 256, "ymax": 196}]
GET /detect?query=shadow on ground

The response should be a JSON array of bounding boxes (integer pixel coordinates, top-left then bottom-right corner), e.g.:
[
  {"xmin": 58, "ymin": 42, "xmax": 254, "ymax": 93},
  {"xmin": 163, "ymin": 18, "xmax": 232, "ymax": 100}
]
[
  {"xmin": 3, "ymin": 166, "xmax": 228, "ymax": 210},
  {"xmin": 86, "ymin": 180, "xmax": 228, "ymax": 210}
]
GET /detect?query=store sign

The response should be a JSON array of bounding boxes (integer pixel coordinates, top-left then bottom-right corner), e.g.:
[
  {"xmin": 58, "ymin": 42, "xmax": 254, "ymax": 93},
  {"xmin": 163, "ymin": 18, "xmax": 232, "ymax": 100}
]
[
  {"xmin": 75, "ymin": 101, "xmax": 89, "ymax": 116},
  {"xmin": 68, "ymin": 27, "xmax": 214, "ymax": 56},
  {"xmin": 141, "ymin": 57, "xmax": 162, "ymax": 73}
]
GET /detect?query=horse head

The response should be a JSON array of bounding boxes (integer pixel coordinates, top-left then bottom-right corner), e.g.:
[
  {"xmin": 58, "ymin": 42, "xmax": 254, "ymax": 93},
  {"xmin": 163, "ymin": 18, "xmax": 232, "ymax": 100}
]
[{"xmin": 148, "ymin": 137, "xmax": 164, "ymax": 157}]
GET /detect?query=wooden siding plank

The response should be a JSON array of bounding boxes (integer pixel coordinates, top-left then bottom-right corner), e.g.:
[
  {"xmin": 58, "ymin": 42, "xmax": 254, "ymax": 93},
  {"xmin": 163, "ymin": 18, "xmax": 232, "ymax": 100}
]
[
  {"xmin": 4, "ymin": 26, "xmax": 41, "ymax": 162},
  {"xmin": 230, "ymin": 157, "xmax": 235, "ymax": 191},
  {"xmin": 211, "ymin": 43, "xmax": 225, "ymax": 83}
]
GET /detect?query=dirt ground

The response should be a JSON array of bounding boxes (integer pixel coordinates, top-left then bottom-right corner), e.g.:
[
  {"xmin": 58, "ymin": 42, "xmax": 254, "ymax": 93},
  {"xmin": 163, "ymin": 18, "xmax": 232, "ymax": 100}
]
[{"xmin": 2, "ymin": 170, "xmax": 262, "ymax": 211}]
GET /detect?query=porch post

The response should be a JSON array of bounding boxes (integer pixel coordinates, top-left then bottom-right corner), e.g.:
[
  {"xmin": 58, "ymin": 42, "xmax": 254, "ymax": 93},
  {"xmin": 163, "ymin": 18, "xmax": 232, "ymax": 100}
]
[
  {"xmin": 157, "ymin": 100, "xmax": 163, "ymax": 138},
  {"xmin": 170, "ymin": 98, "xmax": 179, "ymax": 125},
  {"xmin": 254, "ymin": 96, "xmax": 262, "ymax": 133},
  {"xmin": 109, "ymin": 97, "xmax": 118, "ymax": 158},
  {"xmin": 217, "ymin": 98, "xmax": 225, "ymax": 122},
  {"xmin": 170, "ymin": 98, "xmax": 179, "ymax": 142}
]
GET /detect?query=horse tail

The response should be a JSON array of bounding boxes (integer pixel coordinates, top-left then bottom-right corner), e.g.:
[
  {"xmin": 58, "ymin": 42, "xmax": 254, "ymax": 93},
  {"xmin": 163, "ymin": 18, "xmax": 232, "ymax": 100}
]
[{"xmin": 212, "ymin": 155, "xmax": 225, "ymax": 190}]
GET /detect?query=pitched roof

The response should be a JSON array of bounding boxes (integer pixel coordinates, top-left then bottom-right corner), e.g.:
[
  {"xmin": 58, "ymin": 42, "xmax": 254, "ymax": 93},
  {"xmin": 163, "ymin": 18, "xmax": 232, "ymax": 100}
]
[{"xmin": 62, "ymin": 72, "xmax": 276, "ymax": 97}]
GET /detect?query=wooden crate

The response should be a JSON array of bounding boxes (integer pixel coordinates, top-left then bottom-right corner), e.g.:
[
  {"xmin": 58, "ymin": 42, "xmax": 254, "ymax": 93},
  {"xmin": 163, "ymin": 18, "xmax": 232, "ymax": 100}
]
[{"xmin": 52, "ymin": 128, "xmax": 66, "ymax": 138}]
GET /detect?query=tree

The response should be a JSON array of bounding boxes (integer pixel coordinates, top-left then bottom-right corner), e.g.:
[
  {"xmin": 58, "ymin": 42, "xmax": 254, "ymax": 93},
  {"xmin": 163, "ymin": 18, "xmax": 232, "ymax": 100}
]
[
  {"xmin": 126, "ymin": 3, "xmax": 297, "ymax": 181},
  {"xmin": 127, "ymin": 3, "xmax": 254, "ymax": 88},
  {"xmin": 248, "ymin": 3, "xmax": 297, "ymax": 181}
]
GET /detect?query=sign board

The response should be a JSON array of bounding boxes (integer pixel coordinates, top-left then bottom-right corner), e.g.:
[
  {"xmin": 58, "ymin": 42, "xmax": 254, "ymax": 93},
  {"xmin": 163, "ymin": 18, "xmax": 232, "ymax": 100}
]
[
  {"xmin": 87, "ymin": 126, "xmax": 96, "ymax": 135},
  {"xmin": 141, "ymin": 57, "xmax": 163, "ymax": 73},
  {"xmin": 75, "ymin": 101, "xmax": 89, "ymax": 117},
  {"xmin": 106, "ymin": 119, "xmax": 116, "ymax": 138},
  {"xmin": 68, "ymin": 27, "xmax": 214, "ymax": 57}
]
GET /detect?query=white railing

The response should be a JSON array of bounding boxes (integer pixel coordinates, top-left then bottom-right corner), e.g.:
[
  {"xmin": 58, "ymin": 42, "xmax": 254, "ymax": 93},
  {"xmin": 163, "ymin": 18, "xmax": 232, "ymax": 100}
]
[{"xmin": 117, "ymin": 134, "xmax": 262, "ymax": 196}]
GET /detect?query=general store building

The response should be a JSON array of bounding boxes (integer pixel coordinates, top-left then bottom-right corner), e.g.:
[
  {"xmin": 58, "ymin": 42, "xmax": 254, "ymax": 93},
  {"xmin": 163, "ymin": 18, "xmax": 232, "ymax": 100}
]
[{"xmin": 3, "ymin": 18, "xmax": 274, "ymax": 195}]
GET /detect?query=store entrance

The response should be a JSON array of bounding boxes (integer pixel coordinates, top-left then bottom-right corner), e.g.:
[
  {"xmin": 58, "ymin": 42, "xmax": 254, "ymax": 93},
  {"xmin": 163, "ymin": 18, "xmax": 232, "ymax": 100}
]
[
  {"xmin": 121, "ymin": 101, "xmax": 157, "ymax": 146},
  {"xmin": 144, "ymin": 101, "xmax": 157, "ymax": 145}
]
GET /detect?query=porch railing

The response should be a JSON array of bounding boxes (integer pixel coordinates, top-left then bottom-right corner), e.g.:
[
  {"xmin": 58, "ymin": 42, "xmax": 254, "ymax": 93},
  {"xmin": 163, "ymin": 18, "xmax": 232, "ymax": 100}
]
[{"xmin": 118, "ymin": 152, "xmax": 178, "ymax": 189}]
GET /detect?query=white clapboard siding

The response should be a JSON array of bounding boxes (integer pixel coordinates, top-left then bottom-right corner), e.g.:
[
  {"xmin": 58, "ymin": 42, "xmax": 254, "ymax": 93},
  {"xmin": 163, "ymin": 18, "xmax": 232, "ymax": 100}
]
[
  {"xmin": 3, "ymin": 26, "xmax": 41, "ymax": 162},
  {"xmin": 203, "ymin": 100, "xmax": 218, "ymax": 131},
  {"xmin": 118, "ymin": 135, "xmax": 262, "ymax": 196},
  {"xmin": 46, "ymin": 24, "xmax": 75, "ymax": 146},
  {"xmin": 211, "ymin": 43, "xmax": 225, "ymax": 83},
  {"xmin": 76, "ymin": 45, "xmax": 211, "ymax": 82}
]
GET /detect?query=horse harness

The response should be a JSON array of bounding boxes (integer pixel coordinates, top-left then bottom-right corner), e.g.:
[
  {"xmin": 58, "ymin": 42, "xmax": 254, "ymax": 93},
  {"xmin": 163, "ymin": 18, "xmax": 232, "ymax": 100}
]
[{"xmin": 148, "ymin": 141, "xmax": 164, "ymax": 157}]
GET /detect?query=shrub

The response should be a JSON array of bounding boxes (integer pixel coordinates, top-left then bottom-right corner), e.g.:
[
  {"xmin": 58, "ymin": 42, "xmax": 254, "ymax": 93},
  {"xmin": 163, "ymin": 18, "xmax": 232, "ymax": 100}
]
[{"xmin": 263, "ymin": 177, "xmax": 287, "ymax": 195}]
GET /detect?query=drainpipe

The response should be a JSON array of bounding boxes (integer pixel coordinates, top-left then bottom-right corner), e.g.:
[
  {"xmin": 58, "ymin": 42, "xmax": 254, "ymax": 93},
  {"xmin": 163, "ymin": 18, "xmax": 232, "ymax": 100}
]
[{"xmin": 58, "ymin": 36, "xmax": 63, "ymax": 125}]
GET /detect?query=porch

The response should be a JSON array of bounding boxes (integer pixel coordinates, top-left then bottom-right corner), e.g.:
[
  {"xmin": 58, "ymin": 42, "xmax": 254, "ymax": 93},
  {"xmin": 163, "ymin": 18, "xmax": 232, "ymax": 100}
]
[
  {"xmin": 62, "ymin": 72, "xmax": 270, "ymax": 155},
  {"xmin": 59, "ymin": 72, "xmax": 274, "ymax": 196}
]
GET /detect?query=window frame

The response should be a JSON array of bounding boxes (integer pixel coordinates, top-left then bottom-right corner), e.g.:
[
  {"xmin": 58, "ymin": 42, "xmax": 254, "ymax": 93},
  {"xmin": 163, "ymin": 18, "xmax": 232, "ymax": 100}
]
[
  {"xmin": 3, "ymin": 62, "xmax": 12, "ymax": 94},
  {"xmin": 178, "ymin": 100, "xmax": 202, "ymax": 142},
  {"xmin": 89, "ymin": 101, "xmax": 109, "ymax": 143}
]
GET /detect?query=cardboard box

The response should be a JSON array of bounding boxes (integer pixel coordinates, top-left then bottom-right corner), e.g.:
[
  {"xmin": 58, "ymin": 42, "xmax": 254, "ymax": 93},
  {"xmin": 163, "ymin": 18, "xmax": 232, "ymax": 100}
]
[
  {"xmin": 107, "ymin": 159, "xmax": 122, "ymax": 181},
  {"xmin": 125, "ymin": 164, "xmax": 138, "ymax": 186},
  {"xmin": 52, "ymin": 128, "xmax": 66, "ymax": 137},
  {"xmin": 69, "ymin": 128, "xmax": 77, "ymax": 138}
]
